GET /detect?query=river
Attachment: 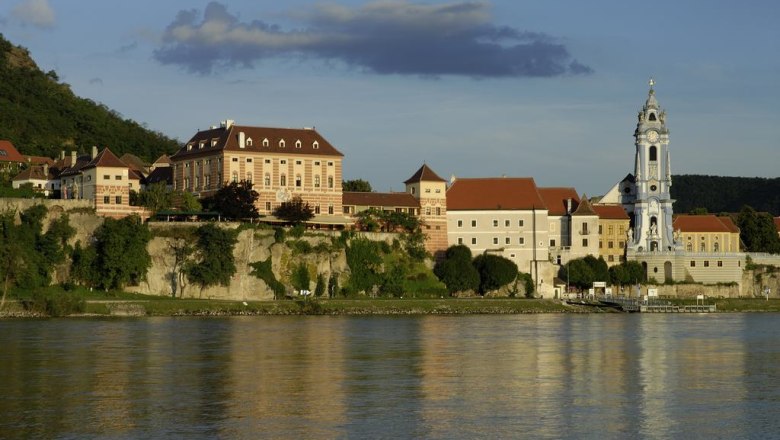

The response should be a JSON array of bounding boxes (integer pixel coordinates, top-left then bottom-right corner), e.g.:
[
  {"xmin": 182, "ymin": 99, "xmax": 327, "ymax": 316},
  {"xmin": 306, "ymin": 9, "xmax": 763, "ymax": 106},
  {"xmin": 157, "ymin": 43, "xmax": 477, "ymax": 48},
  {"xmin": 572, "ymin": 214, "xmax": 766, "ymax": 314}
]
[{"xmin": 1, "ymin": 314, "xmax": 779, "ymax": 439}]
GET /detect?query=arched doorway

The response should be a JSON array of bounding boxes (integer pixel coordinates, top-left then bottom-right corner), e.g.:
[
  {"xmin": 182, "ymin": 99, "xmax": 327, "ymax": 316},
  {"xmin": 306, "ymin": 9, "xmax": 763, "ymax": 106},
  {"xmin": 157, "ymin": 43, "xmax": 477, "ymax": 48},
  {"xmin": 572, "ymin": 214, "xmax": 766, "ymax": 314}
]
[
  {"xmin": 664, "ymin": 261, "xmax": 673, "ymax": 282},
  {"xmin": 641, "ymin": 262, "xmax": 648, "ymax": 281}
]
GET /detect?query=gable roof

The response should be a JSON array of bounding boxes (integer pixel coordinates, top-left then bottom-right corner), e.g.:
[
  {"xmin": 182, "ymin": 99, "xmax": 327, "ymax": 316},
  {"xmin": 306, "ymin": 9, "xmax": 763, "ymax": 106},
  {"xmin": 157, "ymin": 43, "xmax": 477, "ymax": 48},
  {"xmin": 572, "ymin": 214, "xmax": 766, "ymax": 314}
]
[
  {"xmin": 23, "ymin": 155, "xmax": 54, "ymax": 166},
  {"xmin": 538, "ymin": 187, "xmax": 579, "ymax": 216},
  {"xmin": 171, "ymin": 124, "xmax": 343, "ymax": 160},
  {"xmin": 82, "ymin": 148, "xmax": 128, "ymax": 170},
  {"xmin": 120, "ymin": 153, "xmax": 148, "ymax": 172},
  {"xmin": 12, "ymin": 165, "xmax": 54, "ymax": 182},
  {"xmin": 0, "ymin": 140, "xmax": 25, "ymax": 163},
  {"xmin": 446, "ymin": 177, "xmax": 546, "ymax": 211},
  {"xmin": 153, "ymin": 154, "xmax": 171, "ymax": 166},
  {"xmin": 572, "ymin": 194, "xmax": 597, "ymax": 216},
  {"xmin": 404, "ymin": 164, "xmax": 446, "ymax": 184},
  {"xmin": 58, "ymin": 154, "xmax": 93, "ymax": 177},
  {"xmin": 673, "ymin": 215, "xmax": 740, "ymax": 233},
  {"xmin": 592, "ymin": 204, "xmax": 630, "ymax": 220},
  {"xmin": 343, "ymin": 192, "xmax": 419, "ymax": 208}
]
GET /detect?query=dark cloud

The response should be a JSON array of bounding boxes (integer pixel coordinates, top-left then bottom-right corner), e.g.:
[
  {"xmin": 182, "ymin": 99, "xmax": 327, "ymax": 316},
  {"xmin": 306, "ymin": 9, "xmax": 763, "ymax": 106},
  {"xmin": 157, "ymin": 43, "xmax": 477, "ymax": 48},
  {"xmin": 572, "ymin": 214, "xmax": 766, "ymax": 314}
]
[{"xmin": 154, "ymin": 1, "xmax": 592, "ymax": 78}]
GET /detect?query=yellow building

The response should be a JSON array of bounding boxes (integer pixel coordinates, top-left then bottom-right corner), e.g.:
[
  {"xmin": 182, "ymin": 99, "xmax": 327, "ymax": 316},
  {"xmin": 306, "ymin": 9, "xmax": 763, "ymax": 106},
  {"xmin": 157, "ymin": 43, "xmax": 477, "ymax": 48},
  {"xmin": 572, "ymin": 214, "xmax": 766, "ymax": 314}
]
[
  {"xmin": 672, "ymin": 214, "xmax": 740, "ymax": 253},
  {"xmin": 593, "ymin": 204, "xmax": 631, "ymax": 266},
  {"xmin": 170, "ymin": 120, "xmax": 344, "ymax": 219}
]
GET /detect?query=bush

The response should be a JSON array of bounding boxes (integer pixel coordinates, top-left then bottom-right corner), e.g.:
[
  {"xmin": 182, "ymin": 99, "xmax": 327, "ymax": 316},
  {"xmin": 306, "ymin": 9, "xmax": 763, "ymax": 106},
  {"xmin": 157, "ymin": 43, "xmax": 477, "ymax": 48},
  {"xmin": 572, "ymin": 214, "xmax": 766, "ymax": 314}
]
[
  {"xmin": 472, "ymin": 254, "xmax": 518, "ymax": 294},
  {"xmin": 315, "ymin": 274, "xmax": 326, "ymax": 297},
  {"xmin": 434, "ymin": 245, "xmax": 480, "ymax": 294},
  {"xmin": 24, "ymin": 290, "xmax": 85, "ymax": 316},
  {"xmin": 289, "ymin": 224, "xmax": 306, "ymax": 238},
  {"xmin": 249, "ymin": 258, "xmax": 285, "ymax": 299},
  {"xmin": 292, "ymin": 263, "xmax": 311, "ymax": 292}
]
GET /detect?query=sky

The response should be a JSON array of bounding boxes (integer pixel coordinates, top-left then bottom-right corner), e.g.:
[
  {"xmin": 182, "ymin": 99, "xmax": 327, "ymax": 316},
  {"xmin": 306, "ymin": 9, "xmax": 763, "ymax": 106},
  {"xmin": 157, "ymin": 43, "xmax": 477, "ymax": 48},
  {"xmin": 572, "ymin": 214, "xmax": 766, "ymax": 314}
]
[{"xmin": 1, "ymin": 0, "xmax": 778, "ymax": 195}]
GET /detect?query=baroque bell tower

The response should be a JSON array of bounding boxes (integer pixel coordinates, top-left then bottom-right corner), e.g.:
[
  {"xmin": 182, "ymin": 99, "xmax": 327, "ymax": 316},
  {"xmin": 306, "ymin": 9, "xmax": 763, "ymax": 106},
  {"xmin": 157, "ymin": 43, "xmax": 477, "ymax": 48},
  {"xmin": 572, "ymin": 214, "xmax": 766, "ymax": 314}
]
[{"xmin": 627, "ymin": 79, "xmax": 682, "ymax": 253}]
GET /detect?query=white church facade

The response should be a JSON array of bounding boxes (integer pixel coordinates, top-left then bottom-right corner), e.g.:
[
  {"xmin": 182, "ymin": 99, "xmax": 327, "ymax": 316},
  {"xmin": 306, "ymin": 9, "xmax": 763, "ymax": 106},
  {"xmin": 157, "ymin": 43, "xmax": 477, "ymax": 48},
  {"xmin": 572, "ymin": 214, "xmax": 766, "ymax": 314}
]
[{"xmin": 600, "ymin": 81, "xmax": 746, "ymax": 286}]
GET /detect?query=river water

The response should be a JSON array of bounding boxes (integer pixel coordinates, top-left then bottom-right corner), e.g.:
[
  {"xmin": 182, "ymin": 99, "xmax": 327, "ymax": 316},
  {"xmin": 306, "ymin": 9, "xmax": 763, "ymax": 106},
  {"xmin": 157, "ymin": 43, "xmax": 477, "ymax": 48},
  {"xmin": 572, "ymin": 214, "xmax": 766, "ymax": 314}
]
[{"xmin": 1, "ymin": 314, "xmax": 779, "ymax": 439}]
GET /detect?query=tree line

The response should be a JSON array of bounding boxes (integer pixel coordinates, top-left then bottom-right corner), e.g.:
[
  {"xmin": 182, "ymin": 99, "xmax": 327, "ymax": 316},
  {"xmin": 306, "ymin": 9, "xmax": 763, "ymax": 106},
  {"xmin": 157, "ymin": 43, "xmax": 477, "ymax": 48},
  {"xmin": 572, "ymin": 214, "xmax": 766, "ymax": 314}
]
[{"xmin": 672, "ymin": 174, "xmax": 780, "ymax": 216}]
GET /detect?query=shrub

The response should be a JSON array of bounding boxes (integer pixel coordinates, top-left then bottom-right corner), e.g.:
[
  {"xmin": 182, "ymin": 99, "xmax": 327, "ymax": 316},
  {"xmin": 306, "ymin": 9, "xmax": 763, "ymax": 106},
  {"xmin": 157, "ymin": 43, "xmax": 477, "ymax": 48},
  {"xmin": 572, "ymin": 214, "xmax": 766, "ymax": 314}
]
[
  {"xmin": 292, "ymin": 263, "xmax": 311, "ymax": 292},
  {"xmin": 315, "ymin": 274, "xmax": 326, "ymax": 297},
  {"xmin": 24, "ymin": 290, "xmax": 85, "ymax": 316},
  {"xmin": 472, "ymin": 254, "xmax": 518, "ymax": 294},
  {"xmin": 434, "ymin": 245, "xmax": 480, "ymax": 294}
]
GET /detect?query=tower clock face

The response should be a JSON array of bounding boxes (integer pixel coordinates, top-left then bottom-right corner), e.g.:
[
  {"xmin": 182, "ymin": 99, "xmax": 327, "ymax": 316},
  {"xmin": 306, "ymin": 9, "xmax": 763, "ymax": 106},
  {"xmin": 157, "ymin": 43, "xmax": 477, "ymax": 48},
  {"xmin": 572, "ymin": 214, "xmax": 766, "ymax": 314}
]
[{"xmin": 647, "ymin": 130, "xmax": 659, "ymax": 143}]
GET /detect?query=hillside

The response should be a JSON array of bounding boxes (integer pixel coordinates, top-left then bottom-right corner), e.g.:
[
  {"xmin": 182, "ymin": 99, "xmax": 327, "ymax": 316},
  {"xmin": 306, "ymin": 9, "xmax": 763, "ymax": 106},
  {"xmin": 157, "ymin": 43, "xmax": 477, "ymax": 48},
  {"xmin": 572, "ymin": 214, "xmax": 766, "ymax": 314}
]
[
  {"xmin": 0, "ymin": 34, "xmax": 178, "ymax": 162},
  {"xmin": 671, "ymin": 174, "xmax": 780, "ymax": 215}
]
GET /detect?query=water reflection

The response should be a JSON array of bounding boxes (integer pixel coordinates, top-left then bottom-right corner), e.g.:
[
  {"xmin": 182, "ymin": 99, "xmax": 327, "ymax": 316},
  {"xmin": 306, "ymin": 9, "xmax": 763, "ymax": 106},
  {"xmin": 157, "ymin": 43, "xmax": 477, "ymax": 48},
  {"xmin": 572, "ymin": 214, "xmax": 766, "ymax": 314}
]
[{"xmin": 1, "ymin": 314, "xmax": 779, "ymax": 439}]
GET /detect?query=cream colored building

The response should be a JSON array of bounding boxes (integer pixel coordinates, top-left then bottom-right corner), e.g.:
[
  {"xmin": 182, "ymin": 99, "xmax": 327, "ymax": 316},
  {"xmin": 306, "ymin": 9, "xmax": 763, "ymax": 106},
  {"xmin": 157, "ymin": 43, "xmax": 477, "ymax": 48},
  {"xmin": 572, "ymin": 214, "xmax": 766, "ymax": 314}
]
[
  {"xmin": 673, "ymin": 215, "xmax": 740, "ymax": 253},
  {"xmin": 593, "ymin": 204, "xmax": 631, "ymax": 266},
  {"xmin": 170, "ymin": 120, "xmax": 344, "ymax": 219},
  {"xmin": 446, "ymin": 177, "xmax": 549, "ymax": 284}
]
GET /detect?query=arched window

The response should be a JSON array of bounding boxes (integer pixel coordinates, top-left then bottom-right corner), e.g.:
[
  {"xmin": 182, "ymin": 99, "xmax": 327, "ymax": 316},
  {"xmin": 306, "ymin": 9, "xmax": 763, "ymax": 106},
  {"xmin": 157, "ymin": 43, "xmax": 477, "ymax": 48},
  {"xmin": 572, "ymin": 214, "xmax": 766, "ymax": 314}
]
[
  {"xmin": 279, "ymin": 139, "xmax": 285, "ymax": 148},
  {"xmin": 246, "ymin": 138, "xmax": 253, "ymax": 147},
  {"xmin": 714, "ymin": 242, "xmax": 719, "ymax": 252},
  {"xmin": 262, "ymin": 138, "xmax": 269, "ymax": 147},
  {"xmin": 295, "ymin": 174, "xmax": 302, "ymax": 187},
  {"xmin": 700, "ymin": 242, "xmax": 705, "ymax": 252},
  {"xmin": 687, "ymin": 243, "xmax": 692, "ymax": 252},
  {"xmin": 314, "ymin": 175, "xmax": 320, "ymax": 188},
  {"xmin": 264, "ymin": 173, "xmax": 270, "ymax": 186},
  {"xmin": 649, "ymin": 112, "xmax": 657, "ymax": 121},
  {"xmin": 313, "ymin": 141, "xmax": 319, "ymax": 149},
  {"xmin": 295, "ymin": 140, "xmax": 302, "ymax": 149},
  {"xmin": 231, "ymin": 172, "xmax": 238, "ymax": 183},
  {"xmin": 246, "ymin": 173, "xmax": 252, "ymax": 183},
  {"xmin": 649, "ymin": 146, "xmax": 657, "ymax": 161},
  {"xmin": 280, "ymin": 174, "xmax": 287, "ymax": 186},
  {"xmin": 327, "ymin": 176, "xmax": 334, "ymax": 188}
]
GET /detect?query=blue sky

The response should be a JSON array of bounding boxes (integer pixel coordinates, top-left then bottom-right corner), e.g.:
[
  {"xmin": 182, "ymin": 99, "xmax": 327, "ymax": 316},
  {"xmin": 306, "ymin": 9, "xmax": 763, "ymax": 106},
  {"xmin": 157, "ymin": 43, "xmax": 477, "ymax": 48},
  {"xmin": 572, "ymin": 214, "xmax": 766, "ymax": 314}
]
[{"xmin": 1, "ymin": 0, "xmax": 778, "ymax": 195}]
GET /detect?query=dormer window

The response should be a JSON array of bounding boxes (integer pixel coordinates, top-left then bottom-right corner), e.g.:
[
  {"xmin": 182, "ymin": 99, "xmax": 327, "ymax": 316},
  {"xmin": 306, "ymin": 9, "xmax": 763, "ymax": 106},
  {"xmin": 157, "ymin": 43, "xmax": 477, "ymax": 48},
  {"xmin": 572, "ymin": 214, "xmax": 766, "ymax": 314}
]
[
  {"xmin": 211, "ymin": 139, "xmax": 218, "ymax": 147},
  {"xmin": 262, "ymin": 138, "xmax": 269, "ymax": 147},
  {"xmin": 198, "ymin": 141, "xmax": 205, "ymax": 149},
  {"xmin": 295, "ymin": 140, "xmax": 302, "ymax": 149},
  {"xmin": 187, "ymin": 143, "xmax": 193, "ymax": 151},
  {"xmin": 313, "ymin": 141, "xmax": 319, "ymax": 149},
  {"xmin": 246, "ymin": 138, "xmax": 253, "ymax": 147},
  {"xmin": 279, "ymin": 139, "xmax": 285, "ymax": 148}
]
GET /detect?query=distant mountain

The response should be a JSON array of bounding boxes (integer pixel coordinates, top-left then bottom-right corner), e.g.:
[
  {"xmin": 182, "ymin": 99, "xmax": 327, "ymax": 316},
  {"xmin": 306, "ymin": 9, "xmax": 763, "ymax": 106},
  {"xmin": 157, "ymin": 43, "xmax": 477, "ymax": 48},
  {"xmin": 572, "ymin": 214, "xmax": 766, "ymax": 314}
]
[
  {"xmin": 0, "ymin": 33, "xmax": 178, "ymax": 162},
  {"xmin": 671, "ymin": 174, "xmax": 780, "ymax": 216}
]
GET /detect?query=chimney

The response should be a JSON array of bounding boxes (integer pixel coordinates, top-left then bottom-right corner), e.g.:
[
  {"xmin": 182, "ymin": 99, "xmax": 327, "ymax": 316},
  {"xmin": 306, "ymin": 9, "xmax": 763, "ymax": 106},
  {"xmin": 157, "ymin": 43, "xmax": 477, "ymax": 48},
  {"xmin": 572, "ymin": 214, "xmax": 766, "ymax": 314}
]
[
  {"xmin": 43, "ymin": 163, "xmax": 49, "ymax": 176},
  {"xmin": 71, "ymin": 150, "xmax": 76, "ymax": 164},
  {"xmin": 60, "ymin": 150, "xmax": 65, "ymax": 160},
  {"xmin": 92, "ymin": 146, "xmax": 98, "ymax": 159},
  {"xmin": 238, "ymin": 131, "xmax": 246, "ymax": 148},
  {"xmin": 566, "ymin": 198, "xmax": 572, "ymax": 214}
]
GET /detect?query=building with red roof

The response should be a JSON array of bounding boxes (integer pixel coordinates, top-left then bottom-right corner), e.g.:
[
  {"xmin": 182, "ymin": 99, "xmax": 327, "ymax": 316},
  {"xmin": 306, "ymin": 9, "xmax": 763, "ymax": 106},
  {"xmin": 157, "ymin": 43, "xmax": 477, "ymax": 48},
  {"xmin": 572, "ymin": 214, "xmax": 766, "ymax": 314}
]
[
  {"xmin": 593, "ymin": 204, "xmax": 631, "ymax": 265},
  {"xmin": 673, "ymin": 214, "xmax": 741, "ymax": 253},
  {"xmin": 170, "ymin": 120, "xmax": 344, "ymax": 221},
  {"xmin": 0, "ymin": 140, "xmax": 26, "ymax": 171}
]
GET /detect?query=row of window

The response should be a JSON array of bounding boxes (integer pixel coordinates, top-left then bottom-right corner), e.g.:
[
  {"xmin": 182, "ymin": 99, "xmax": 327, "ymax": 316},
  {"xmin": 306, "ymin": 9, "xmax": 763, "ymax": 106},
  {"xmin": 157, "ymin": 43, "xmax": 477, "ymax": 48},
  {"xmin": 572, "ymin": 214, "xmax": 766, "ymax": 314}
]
[
  {"xmin": 188, "ymin": 138, "xmax": 321, "ymax": 150},
  {"xmin": 457, "ymin": 237, "xmax": 527, "ymax": 246},
  {"xmin": 690, "ymin": 260, "xmax": 724, "ymax": 268},
  {"xmin": 686, "ymin": 243, "xmax": 724, "ymax": 252},
  {"xmin": 457, "ymin": 219, "xmax": 526, "ymax": 228},
  {"xmin": 598, "ymin": 225, "xmax": 626, "ymax": 235},
  {"xmin": 102, "ymin": 195, "xmax": 123, "ymax": 204},
  {"xmin": 599, "ymin": 240, "xmax": 626, "ymax": 249}
]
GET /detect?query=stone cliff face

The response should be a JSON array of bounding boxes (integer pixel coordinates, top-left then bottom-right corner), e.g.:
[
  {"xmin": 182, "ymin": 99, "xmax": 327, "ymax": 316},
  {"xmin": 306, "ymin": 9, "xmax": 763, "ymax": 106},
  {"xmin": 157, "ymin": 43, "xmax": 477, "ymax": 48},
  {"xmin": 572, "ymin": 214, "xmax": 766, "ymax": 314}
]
[{"xmin": 127, "ymin": 226, "xmax": 350, "ymax": 300}]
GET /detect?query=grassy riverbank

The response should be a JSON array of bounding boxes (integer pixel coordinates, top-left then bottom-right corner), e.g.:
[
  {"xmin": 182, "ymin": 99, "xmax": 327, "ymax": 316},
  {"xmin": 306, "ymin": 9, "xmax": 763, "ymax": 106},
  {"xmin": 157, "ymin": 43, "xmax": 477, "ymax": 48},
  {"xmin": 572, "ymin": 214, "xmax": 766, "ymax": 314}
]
[{"xmin": 3, "ymin": 286, "xmax": 780, "ymax": 317}]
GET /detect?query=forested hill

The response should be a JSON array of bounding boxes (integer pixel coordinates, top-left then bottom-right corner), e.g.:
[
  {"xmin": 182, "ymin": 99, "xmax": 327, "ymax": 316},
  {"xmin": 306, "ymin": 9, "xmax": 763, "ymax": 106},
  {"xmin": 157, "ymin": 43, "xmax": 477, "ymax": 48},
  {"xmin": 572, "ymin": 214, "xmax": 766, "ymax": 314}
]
[
  {"xmin": 0, "ymin": 34, "xmax": 179, "ymax": 162},
  {"xmin": 671, "ymin": 175, "xmax": 780, "ymax": 216}
]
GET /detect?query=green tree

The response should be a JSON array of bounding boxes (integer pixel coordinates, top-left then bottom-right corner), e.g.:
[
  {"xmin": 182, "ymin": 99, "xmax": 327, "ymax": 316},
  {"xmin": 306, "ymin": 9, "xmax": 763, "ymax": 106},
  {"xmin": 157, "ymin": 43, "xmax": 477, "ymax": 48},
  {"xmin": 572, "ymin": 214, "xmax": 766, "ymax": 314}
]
[
  {"xmin": 70, "ymin": 241, "xmax": 98, "ymax": 288},
  {"xmin": 91, "ymin": 215, "xmax": 152, "ymax": 290},
  {"xmin": 137, "ymin": 182, "xmax": 172, "ymax": 213},
  {"xmin": 343, "ymin": 179, "xmax": 373, "ymax": 192},
  {"xmin": 314, "ymin": 274, "xmax": 326, "ymax": 297},
  {"xmin": 472, "ymin": 253, "xmax": 518, "ymax": 294},
  {"xmin": 737, "ymin": 205, "xmax": 780, "ymax": 253},
  {"xmin": 274, "ymin": 196, "xmax": 314, "ymax": 224},
  {"xmin": 204, "ymin": 181, "xmax": 259, "ymax": 220},
  {"xmin": 434, "ymin": 245, "xmax": 480, "ymax": 294},
  {"xmin": 185, "ymin": 223, "xmax": 239, "ymax": 294},
  {"xmin": 0, "ymin": 210, "xmax": 25, "ymax": 309},
  {"xmin": 345, "ymin": 238, "xmax": 384, "ymax": 294},
  {"xmin": 380, "ymin": 262, "xmax": 407, "ymax": 297},
  {"xmin": 608, "ymin": 260, "xmax": 645, "ymax": 286},
  {"xmin": 292, "ymin": 263, "xmax": 311, "ymax": 292}
]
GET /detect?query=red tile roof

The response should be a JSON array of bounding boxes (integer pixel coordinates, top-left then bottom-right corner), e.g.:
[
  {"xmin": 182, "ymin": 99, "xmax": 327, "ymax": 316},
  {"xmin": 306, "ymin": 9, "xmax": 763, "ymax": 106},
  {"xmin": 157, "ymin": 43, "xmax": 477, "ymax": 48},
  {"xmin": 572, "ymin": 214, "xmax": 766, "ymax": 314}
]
[
  {"xmin": 171, "ymin": 125, "xmax": 343, "ymax": 160},
  {"xmin": 592, "ymin": 204, "xmax": 630, "ymax": 220},
  {"xmin": 343, "ymin": 192, "xmax": 419, "ymax": 208},
  {"xmin": 83, "ymin": 148, "xmax": 129, "ymax": 169},
  {"xmin": 673, "ymin": 215, "xmax": 740, "ymax": 233},
  {"xmin": 0, "ymin": 140, "xmax": 25, "ymax": 163},
  {"xmin": 538, "ymin": 187, "xmax": 579, "ymax": 216},
  {"xmin": 404, "ymin": 164, "xmax": 446, "ymax": 184},
  {"xmin": 23, "ymin": 155, "xmax": 54, "ymax": 166},
  {"xmin": 12, "ymin": 165, "xmax": 54, "ymax": 181},
  {"xmin": 447, "ymin": 177, "xmax": 545, "ymax": 211},
  {"xmin": 119, "ymin": 153, "xmax": 147, "ymax": 172},
  {"xmin": 153, "ymin": 154, "xmax": 171, "ymax": 165}
]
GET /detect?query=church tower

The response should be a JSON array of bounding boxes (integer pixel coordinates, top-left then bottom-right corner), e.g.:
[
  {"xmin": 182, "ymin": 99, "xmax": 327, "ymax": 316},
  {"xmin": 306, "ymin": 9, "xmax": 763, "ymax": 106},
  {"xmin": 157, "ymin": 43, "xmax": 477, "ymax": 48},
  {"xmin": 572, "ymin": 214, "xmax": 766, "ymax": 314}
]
[{"xmin": 627, "ymin": 80, "xmax": 682, "ymax": 253}]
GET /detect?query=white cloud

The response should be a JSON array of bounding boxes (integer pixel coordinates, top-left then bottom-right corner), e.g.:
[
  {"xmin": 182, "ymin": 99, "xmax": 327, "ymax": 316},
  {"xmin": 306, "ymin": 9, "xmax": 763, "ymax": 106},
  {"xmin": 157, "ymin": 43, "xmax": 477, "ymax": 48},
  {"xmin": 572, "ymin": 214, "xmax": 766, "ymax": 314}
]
[{"xmin": 11, "ymin": 0, "xmax": 55, "ymax": 29}]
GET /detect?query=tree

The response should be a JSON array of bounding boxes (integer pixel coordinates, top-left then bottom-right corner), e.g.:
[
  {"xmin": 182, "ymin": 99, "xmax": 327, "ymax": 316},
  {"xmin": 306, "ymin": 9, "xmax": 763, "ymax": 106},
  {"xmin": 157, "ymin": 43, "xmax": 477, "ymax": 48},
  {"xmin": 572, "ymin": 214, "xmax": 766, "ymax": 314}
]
[
  {"xmin": 737, "ymin": 205, "xmax": 780, "ymax": 253},
  {"xmin": 380, "ymin": 262, "xmax": 407, "ymax": 297},
  {"xmin": 167, "ymin": 237, "xmax": 194, "ymax": 297},
  {"xmin": 273, "ymin": 196, "xmax": 314, "ymax": 225},
  {"xmin": 472, "ymin": 254, "xmax": 518, "ymax": 294},
  {"xmin": 434, "ymin": 245, "xmax": 480, "ymax": 294},
  {"xmin": 562, "ymin": 256, "xmax": 612, "ymax": 290},
  {"xmin": 185, "ymin": 223, "xmax": 239, "ymax": 295},
  {"xmin": 314, "ymin": 274, "xmax": 326, "ymax": 297},
  {"xmin": 205, "ymin": 180, "xmax": 259, "ymax": 220},
  {"xmin": 343, "ymin": 179, "xmax": 373, "ymax": 192},
  {"xmin": 0, "ymin": 210, "xmax": 25, "ymax": 310},
  {"xmin": 137, "ymin": 182, "xmax": 172, "ymax": 213},
  {"xmin": 608, "ymin": 261, "xmax": 645, "ymax": 286},
  {"xmin": 292, "ymin": 263, "xmax": 311, "ymax": 292},
  {"xmin": 91, "ymin": 215, "xmax": 152, "ymax": 290}
]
